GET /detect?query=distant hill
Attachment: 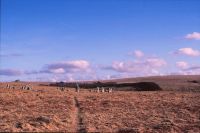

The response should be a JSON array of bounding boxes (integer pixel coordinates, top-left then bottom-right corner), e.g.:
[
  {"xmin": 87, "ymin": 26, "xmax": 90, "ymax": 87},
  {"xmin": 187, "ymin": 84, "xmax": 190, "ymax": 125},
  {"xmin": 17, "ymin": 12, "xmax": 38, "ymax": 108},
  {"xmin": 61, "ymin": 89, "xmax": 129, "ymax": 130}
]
[
  {"xmin": 4, "ymin": 75, "xmax": 200, "ymax": 92},
  {"xmin": 102, "ymin": 75, "xmax": 200, "ymax": 92}
]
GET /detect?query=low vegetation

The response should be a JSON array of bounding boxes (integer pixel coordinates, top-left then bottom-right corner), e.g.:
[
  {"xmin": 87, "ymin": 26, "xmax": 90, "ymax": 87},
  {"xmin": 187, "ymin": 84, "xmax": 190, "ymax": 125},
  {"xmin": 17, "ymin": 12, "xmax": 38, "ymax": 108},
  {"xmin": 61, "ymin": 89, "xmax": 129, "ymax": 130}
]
[
  {"xmin": 0, "ymin": 83, "xmax": 75, "ymax": 132},
  {"xmin": 78, "ymin": 91, "xmax": 200, "ymax": 132},
  {"xmin": 49, "ymin": 81, "xmax": 162, "ymax": 91},
  {"xmin": 0, "ymin": 75, "xmax": 200, "ymax": 132}
]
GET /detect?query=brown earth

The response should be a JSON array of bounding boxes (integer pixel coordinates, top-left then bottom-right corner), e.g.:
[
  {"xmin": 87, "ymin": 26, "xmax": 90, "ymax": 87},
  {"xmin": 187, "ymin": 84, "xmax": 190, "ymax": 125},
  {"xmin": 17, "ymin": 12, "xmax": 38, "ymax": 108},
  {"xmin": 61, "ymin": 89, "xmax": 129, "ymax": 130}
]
[{"xmin": 0, "ymin": 75, "xmax": 200, "ymax": 132}]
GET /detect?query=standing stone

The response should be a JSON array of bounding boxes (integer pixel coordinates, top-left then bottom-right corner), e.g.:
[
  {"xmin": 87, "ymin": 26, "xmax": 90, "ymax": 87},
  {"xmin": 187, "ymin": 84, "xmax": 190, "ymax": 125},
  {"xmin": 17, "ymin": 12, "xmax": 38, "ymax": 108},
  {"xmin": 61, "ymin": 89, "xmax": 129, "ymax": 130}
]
[
  {"xmin": 101, "ymin": 87, "xmax": 105, "ymax": 93},
  {"xmin": 76, "ymin": 83, "xmax": 80, "ymax": 92},
  {"xmin": 97, "ymin": 87, "xmax": 100, "ymax": 93}
]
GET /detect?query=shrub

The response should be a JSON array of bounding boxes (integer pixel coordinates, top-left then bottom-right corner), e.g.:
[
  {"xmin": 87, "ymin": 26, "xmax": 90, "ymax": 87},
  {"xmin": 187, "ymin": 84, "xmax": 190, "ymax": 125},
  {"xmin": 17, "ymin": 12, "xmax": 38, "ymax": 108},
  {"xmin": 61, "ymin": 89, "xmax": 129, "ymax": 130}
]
[
  {"xmin": 15, "ymin": 79, "xmax": 20, "ymax": 82},
  {"xmin": 133, "ymin": 82, "xmax": 162, "ymax": 91}
]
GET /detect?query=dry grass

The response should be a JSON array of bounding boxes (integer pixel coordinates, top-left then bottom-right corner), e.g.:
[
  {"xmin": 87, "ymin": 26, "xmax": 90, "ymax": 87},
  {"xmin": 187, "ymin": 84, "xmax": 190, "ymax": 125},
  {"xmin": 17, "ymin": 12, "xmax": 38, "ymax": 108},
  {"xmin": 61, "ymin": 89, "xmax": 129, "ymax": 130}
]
[
  {"xmin": 78, "ymin": 91, "xmax": 200, "ymax": 132},
  {"xmin": 0, "ymin": 81, "xmax": 200, "ymax": 132},
  {"xmin": 0, "ymin": 83, "xmax": 75, "ymax": 132},
  {"xmin": 111, "ymin": 75, "xmax": 200, "ymax": 92}
]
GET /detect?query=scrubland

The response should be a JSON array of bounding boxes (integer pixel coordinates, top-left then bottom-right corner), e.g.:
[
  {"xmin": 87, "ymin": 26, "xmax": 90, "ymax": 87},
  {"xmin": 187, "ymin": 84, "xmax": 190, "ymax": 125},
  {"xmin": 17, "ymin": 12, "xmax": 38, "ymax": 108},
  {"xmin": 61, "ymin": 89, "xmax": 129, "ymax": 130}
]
[{"xmin": 0, "ymin": 76, "xmax": 200, "ymax": 132}]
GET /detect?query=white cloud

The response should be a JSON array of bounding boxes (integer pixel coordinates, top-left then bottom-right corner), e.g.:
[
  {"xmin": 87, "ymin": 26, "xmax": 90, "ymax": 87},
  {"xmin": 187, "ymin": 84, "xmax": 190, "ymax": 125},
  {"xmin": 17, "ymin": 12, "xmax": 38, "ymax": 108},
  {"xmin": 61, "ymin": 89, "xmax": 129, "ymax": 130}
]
[
  {"xmin": 42, "ymin": 60, "xmax": 90, "ymax": 74},
  {"xmin": 185, "ymin": 32, "xmax": 200, "ymax": 40},
  {"xmin": 21, "ymin": 60, "xmax": 97, "ymax": 81},
  {"xmin": 50, "ymin": 74, "xmax": 75, "ymax": 82},
  {"xmin": 176, "ymin": 61, "xmax": 188, "ymax": 69},
  {"xmin": 49, "ymin": 68, "xmax": 65, "ymax": 74},
  {"xmin": 103, "ymin": 58, "xmax": 166, "ymax": 76},
  {"xmin": 34, "ymin": 74, "xmax": 76, "ymax": 82},
  {"xmin": 128, "ymin": 50, "xmax": 144, "ymax": 58},
  {"xmin": 38, "ymin": 60, "xmax": 97, "ymax": 81},
  {"xmin": 173, "ymin": 63, "xmax": 200, "ymax": 75},
  {"xmin": 175, "ymin": 48, "xmax": 200, "ymax": 56},
  {"xmin": 146, "ymin": 58, "xmax": 167, "ymax": 67},
  {"xmin": 133, "ymin": 50, "xmax": 144, "ymax": 58}
]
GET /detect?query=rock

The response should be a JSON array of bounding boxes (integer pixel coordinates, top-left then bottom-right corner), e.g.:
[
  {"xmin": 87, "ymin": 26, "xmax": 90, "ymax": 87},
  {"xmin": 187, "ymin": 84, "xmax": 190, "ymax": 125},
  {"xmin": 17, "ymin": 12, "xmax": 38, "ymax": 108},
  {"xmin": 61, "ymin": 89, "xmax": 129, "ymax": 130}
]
[
  {"xmin": 35, "ymin": 116, "xmax": 50, "ymax": 124},
  {"xmin": 15, "ymin": 122, "xmax": 23, "ymax": 129}
]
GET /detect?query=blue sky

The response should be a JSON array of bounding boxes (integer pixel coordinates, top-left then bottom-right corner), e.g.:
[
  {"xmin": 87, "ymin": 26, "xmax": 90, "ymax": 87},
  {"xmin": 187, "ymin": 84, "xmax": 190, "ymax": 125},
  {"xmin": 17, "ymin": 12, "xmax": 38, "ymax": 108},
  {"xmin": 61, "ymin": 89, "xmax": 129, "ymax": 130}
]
[{"xmin": 0, "ymin": 0, "xmax": 200, "ymax": 81}]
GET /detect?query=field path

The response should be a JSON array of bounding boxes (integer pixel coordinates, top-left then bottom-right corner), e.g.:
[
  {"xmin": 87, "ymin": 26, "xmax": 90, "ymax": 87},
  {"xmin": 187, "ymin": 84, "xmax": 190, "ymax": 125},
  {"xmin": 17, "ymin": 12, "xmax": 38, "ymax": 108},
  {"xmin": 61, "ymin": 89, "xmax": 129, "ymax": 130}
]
[{"xmin": 74, "ymin": 96, "xmax": 87, "ymax": 133}]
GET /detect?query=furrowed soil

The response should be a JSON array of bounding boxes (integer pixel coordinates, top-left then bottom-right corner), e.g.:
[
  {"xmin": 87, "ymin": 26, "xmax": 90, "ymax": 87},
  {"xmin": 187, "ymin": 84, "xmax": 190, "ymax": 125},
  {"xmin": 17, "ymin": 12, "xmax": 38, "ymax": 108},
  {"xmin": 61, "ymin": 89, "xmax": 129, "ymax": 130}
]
[{"xmin": 0, "ymin": 82, "xmax": 200, "ymax": 132}]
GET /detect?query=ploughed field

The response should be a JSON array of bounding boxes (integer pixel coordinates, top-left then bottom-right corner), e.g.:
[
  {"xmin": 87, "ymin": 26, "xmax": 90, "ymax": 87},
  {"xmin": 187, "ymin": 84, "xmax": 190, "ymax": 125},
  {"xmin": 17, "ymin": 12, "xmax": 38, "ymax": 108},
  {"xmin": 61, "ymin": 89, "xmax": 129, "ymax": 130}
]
[{"xmin": 0, "ymin": 82, "xmax": 200, "ymax": 132}]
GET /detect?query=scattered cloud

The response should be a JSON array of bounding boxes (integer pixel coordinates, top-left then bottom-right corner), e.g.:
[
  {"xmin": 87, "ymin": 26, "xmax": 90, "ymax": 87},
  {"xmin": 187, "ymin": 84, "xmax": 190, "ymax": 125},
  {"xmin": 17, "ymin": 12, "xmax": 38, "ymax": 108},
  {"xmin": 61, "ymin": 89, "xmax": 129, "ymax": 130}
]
[
  {"xmin": 177, "ymin": 69, "xmax": 200, "ymax": 75},
  {"xmin": 48, "ymin": 74, "xmax": 75, "ymax": 82},
  {"xmin": 174, "ymin": 48, "xmax": 200, "ymax": 56},
  {"xmin": 185, "ymin": 32, "xmax": 200, "ymax": 40},
  {"xmin": 0, "ymin": 69, "xmax": 23, "ymax": 76},
  {"xmin": 174, "ymin": 63, "xmax": 200, "ymax": 75},
  {"xmin": 1, "ymin": 54, "xmax": 199, "ymax": 81},
  {"xmin": 15, "ymin": 60, "xmax": 96, "ymax": 81},
  {"xmin": 41, "ymin": 60, "xmax": 91, "ymax": 74},
  {"xmin": 184, "ymin": 66, "xmax": 200, "ymax": 71},
  {"xmin": 145, "ymin": 58, "xmax": 167, "ymax": 67},
  {"xmin": 129, "ymin": 50, "xmax": 144, "ymax": 58},
  {"xmin": 103, "ymin": 58, "xmax": 166, "ymax": 76},
  {"xmin": 41, "ymin": 68, "xmax": 66, "ymax": 74},
  {"xmin": 176, "ymin": 61, "xmax": 188, "ymax": 69},
  {"xmin": 185, "ymin": 66, "xmax": 200, "ymax": 74}
]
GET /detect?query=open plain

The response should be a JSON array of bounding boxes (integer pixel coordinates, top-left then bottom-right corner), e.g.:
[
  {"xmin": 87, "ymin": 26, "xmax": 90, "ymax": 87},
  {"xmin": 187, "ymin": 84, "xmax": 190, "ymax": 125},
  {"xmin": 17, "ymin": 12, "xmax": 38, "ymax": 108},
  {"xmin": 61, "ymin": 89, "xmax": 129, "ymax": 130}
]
[{"xmin": 0, "ymin": 75, "xmax": 200, "ymax": 132}]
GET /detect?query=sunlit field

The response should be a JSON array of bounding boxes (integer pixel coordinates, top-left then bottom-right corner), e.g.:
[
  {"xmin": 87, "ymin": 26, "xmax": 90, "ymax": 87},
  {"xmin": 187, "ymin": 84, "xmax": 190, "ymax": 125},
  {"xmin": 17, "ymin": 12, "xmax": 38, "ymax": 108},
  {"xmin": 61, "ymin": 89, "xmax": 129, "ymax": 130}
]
[{"xmin": 0, "ymin": 77, "xmax": 200, "ymax": 132}]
